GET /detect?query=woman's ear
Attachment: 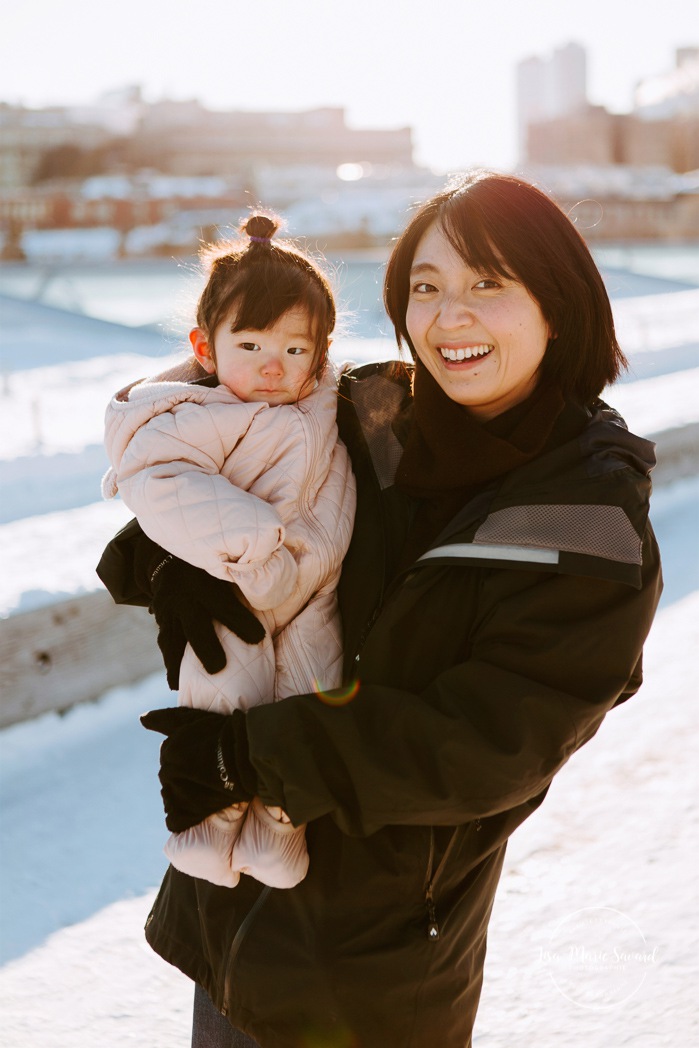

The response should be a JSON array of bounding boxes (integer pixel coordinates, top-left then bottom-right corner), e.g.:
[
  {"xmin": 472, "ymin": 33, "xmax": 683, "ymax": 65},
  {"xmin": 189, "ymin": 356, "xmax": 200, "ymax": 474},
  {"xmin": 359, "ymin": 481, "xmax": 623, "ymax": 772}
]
[{"xmin": 189, "ymin": 328, "xmax": 216, "ymax": 374}]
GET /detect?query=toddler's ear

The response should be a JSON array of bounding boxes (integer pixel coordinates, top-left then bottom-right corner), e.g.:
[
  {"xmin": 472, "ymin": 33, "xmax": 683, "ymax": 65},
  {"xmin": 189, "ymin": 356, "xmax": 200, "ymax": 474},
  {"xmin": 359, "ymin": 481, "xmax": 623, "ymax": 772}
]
[{"xmin": 189, "ymin": 328, "xmax": 216, "ymax": 373}]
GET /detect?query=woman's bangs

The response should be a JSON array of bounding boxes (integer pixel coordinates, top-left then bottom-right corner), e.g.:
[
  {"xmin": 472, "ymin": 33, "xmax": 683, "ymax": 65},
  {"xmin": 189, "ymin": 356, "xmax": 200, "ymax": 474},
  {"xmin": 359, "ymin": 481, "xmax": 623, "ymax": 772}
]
[{"xmin": 441, "ymin": 208, "xmax": 516, "ymax": 281}]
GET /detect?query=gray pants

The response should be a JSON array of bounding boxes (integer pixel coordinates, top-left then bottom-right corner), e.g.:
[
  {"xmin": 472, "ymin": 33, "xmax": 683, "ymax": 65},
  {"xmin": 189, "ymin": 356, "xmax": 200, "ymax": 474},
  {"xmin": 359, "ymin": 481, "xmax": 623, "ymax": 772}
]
[{"xmin": 191, "ymin": 983, "xmax": 260, "ymax": 1048}]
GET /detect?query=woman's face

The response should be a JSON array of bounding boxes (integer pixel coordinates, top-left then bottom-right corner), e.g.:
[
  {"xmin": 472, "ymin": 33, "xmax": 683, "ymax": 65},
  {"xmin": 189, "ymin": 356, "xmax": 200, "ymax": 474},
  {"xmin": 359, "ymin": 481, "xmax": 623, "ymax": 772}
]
[{"xmin": 405, "ymin": 222, "xmax": 552, "ymax": 420}]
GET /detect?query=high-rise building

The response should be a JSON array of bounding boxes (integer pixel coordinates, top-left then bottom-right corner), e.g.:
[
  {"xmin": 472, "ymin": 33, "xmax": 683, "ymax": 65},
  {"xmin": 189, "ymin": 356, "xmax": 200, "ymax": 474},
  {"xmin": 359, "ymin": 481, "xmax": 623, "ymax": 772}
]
[
  {"xmin": 516, "ymin": 42, "xmax": 587, "ymax": 159},
  {"xmin": 549, "ymin": 42, "xmax": 588, "ymax": 117}
]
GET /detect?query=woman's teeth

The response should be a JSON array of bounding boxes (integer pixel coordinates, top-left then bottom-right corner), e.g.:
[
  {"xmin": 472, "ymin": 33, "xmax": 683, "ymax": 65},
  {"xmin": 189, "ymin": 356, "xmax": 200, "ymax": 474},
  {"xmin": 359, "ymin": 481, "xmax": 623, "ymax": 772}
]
[{"xmin": 439, "ymin": 345, "xmax": 493, "ymax": 361}]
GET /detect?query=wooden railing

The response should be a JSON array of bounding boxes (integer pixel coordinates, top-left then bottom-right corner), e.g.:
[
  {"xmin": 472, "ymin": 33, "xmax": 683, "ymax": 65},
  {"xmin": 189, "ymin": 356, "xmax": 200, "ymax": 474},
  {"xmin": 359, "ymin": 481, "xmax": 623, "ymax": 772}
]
[{"xmin": 0, "ymin": 593, "xmax": 162, "ymax": 729}]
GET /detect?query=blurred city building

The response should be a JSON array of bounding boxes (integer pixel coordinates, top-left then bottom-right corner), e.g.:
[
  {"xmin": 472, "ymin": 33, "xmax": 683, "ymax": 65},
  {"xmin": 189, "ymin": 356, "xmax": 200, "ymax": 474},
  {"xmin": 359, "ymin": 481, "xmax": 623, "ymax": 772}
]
[
  {"xmin": 634, "ymin": 46, "xmax": 699, "ymax": 119},
  {"xmin": 0, "ymin": 90, "xmax": 426, "ymax": 257},
  {"xmin": 519, "ymin": 45, "xmax": 699, "ymax": 172},
  {"xmin": 133, "ymin": 102, "xmax": 413, "ymax": 176},
  {"xmin": 0, "ymin": 89, "xmax": 413, "ymax": 190},
  {"xmin": 517, "ymin": 44, "xmax": 699, "ymax": 239},
  {"xmin": 516, "ymin": 42, "xmax": 588, "ymax": 158}
]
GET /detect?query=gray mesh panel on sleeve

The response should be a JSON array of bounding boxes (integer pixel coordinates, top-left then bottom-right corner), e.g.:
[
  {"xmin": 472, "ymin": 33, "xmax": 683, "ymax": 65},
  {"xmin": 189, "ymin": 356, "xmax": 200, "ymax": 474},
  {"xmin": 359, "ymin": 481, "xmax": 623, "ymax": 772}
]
[{"xmin": 473, "ymin": 504, "xmax": 642, "ymax": 565}]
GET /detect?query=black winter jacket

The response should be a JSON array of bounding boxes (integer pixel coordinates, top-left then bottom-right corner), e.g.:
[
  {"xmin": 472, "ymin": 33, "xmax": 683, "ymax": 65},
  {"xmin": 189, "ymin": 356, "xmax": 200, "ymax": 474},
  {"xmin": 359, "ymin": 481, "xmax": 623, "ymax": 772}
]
[{"xmin": 140, "ymin": 360, "xmax": 662, "ymax": 1048}]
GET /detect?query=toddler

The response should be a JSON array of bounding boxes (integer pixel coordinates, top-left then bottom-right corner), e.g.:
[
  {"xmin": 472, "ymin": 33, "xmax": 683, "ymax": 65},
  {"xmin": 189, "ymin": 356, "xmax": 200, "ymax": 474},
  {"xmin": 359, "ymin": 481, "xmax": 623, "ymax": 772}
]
[{"xmin": 102, "ymin": 214, "xmax": 356, "ymax": 889}]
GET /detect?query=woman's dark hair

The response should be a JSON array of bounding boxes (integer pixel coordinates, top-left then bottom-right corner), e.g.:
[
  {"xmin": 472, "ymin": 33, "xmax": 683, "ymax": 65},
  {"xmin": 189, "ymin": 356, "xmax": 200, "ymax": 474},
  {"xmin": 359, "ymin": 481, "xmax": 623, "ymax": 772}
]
[
  {"xmin": 384, "ymin": 171, "xmax": 627, "ymax": 404},
  {"xmin": 196, "ymin": 212, "xmax": 335, "ymax": 381}
]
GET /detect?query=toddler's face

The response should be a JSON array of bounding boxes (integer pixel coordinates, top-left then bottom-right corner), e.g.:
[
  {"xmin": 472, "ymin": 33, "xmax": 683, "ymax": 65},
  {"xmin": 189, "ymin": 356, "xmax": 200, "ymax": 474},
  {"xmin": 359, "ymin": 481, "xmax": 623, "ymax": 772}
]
[{"xmin": 191, "ymin": 306, "xmax": 319, "ymax": 405}]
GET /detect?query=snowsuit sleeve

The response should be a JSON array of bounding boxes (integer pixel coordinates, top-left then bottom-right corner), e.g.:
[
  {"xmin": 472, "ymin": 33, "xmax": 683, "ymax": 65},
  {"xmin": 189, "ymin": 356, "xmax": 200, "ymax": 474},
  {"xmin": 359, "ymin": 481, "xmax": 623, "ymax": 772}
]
[
  {"xmin": 106, "ymin": 396, "xmax": 297, "ymax": 611},
  {"xmin": 245, "ymin": 524, "xmax": 662, "ymax": 835}
]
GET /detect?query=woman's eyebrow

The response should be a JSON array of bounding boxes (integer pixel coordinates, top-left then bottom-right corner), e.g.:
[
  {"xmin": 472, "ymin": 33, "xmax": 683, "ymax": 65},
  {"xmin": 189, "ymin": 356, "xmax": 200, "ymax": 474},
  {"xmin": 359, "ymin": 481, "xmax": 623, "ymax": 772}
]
[{"xmin": 409, "ymin": 261, "xmax": 440, "ymax": 276}]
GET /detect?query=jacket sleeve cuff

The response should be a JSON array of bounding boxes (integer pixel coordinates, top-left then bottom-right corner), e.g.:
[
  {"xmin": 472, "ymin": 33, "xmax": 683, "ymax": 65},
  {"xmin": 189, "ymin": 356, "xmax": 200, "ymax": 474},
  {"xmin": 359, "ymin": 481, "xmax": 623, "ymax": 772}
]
[{"xmin": 221, "ymin": 709, "xmax": 259, "ymax": 800}]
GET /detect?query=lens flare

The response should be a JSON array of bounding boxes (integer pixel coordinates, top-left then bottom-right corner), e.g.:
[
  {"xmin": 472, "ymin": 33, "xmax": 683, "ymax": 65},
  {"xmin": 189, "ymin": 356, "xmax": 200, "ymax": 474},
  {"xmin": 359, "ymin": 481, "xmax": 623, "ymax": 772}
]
[{"xmin": 313, "ymin": 679, "xmax": 361, "ymax": 706}]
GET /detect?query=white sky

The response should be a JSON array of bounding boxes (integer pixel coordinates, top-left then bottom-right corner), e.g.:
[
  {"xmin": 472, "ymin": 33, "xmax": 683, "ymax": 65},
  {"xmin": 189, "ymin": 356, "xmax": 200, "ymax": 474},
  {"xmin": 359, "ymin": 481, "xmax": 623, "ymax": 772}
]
[{"xmin": 3, "ymin": 0, "xmax": 697, "ymax": 172}]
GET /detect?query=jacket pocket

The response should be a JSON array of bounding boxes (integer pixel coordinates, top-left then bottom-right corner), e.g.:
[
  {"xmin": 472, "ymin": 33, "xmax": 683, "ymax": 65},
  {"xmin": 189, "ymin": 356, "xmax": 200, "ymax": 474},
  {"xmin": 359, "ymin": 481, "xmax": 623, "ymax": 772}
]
[
  {"xmin": 222, "ymin": 884, "xmax": 273, "ymax": 1018},
  {"xmin": 422, "ymin": 825, "xmax": 464, "ymax": 942}
]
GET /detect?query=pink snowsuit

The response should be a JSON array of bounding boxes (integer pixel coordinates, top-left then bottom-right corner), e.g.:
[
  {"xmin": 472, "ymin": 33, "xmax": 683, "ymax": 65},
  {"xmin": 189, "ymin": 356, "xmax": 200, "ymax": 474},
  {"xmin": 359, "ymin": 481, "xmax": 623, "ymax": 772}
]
[{"xmin": 103, "ymin": 366, "xmax": 356, "ymax": 888}]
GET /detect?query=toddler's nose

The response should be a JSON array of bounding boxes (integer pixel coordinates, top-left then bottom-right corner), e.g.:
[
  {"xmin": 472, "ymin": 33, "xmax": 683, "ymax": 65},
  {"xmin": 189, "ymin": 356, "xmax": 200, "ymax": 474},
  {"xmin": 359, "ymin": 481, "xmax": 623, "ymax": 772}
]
[{"xmin": 261, "ymin": 354, "xmax": 283, "ymax": 375}]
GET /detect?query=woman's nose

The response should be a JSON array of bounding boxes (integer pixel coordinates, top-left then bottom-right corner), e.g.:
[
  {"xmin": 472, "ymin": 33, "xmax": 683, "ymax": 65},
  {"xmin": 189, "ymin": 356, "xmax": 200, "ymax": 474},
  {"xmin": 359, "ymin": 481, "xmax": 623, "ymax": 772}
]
[
  {"xmin": 437, "ymin": 295, "xmax": 476, "ymax": 329},
  {"xmin": 433, "ymin": 291, "xmax": 477, "ymax": 326}
]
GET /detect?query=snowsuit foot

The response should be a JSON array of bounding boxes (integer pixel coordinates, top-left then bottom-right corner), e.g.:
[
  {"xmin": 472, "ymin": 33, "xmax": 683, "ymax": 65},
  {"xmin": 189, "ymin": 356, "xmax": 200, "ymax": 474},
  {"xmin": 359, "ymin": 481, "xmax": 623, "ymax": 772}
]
[
  {"xmin": 231, "ymin": 795, "xmax": 309, "ymax": 888},
  {"xmin": 164, "ymin": 804, "xmax": 247, "ymax": 888}
]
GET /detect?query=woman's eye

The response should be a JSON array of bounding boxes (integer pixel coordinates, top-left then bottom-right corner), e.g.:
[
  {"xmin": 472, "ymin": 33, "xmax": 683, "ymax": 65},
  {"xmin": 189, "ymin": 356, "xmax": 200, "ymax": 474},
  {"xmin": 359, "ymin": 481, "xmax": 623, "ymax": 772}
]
[
  {"xmin": 411, "ymin": 281, "xmax": 437, "ymax": 294},
  {"xmin": 474, "ymin": 278, "xmax": 501, "ymax": 290}
]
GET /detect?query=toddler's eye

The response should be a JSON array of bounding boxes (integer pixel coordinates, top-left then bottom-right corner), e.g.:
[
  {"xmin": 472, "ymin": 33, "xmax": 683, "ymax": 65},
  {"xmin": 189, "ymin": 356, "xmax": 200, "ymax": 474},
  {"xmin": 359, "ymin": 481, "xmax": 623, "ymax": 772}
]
[
  {"xmin": 287, "ymin": 346, "xmax": 309, "ymax": 356},
  {"xmin": 240, "ymin": 342, "xmax": 260, "ymax": 352}
]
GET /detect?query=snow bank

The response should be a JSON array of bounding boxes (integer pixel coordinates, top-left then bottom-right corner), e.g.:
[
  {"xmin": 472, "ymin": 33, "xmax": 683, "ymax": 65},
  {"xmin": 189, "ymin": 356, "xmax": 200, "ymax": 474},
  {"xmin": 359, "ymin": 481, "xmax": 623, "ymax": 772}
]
[
  {"xmin": 21, "ymin": 227, "xmax": 123, "ymax": 264},
  {"xmin": 0, "ymin": 673, "xmax": 172, "ymax": 964},
  {"xmin": 0, "ymin": 352, "xmax": 182, "ymax": 461},
  {"xmin": 0, "ymin": 500, "xmax": 133, "ymax": 617},
  {"xmin": 610, "ymin": 287, "xmax": 699, "ymax": 353},
  {"xmin": 610, "ymin": 366, "xmax": 699, "ymax": 435}
]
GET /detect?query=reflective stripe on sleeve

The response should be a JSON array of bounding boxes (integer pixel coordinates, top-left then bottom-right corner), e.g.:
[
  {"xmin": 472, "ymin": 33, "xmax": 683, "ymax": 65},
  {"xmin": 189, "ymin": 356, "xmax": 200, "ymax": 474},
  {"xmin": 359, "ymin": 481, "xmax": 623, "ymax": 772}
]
[{"xmin": 417, "ymin": 542, "xmax": 560, "ymax": 565}]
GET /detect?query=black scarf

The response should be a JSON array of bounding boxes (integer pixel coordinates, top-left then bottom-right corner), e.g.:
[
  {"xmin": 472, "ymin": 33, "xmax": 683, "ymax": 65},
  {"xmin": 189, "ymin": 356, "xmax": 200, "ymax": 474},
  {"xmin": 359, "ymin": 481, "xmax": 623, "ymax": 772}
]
[{"xmin": 394, "ymin": 359, "xmax": 566, "ymax": 564}]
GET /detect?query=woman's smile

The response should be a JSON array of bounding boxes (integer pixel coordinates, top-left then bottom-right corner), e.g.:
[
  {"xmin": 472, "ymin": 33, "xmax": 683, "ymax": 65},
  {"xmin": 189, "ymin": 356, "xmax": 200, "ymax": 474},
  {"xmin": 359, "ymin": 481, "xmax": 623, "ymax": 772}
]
[{"xmin": 438, "ymin": 343, "xmax": 494, "ymax": 362}]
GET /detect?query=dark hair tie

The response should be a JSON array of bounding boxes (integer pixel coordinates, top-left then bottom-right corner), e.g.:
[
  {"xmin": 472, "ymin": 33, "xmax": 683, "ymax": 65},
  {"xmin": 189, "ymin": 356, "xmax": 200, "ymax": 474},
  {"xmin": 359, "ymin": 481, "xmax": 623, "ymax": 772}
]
[{"xmin": 249, "ymin": 236, "xmax": 271, "ymax": 244}]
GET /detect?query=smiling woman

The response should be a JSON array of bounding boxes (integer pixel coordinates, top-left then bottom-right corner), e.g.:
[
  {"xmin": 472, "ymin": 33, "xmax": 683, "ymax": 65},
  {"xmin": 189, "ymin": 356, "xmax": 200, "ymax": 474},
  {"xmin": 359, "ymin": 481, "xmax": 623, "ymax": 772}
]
[{"xmin": 384, "ymin": 169, "xmax": 626, "ymax": 410}]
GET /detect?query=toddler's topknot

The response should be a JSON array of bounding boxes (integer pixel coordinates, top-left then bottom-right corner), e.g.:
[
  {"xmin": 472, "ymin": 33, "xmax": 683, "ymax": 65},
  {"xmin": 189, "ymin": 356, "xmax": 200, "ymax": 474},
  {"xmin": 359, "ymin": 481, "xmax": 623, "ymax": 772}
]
[{"xmin": 243, "ymin": 214, "xmax": 280, "ymax": 243}]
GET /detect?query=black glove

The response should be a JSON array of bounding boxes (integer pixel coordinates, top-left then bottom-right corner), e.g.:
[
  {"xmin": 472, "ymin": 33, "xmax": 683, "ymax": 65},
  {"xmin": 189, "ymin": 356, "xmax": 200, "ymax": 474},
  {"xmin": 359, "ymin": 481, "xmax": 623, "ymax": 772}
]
[
  {"xmin": 141, "ymin": 707, "xmax": 258, "ymax": 832},
  {"xmin": 133, "ymin": 535, "xmax": 265, "ymax": 690}
]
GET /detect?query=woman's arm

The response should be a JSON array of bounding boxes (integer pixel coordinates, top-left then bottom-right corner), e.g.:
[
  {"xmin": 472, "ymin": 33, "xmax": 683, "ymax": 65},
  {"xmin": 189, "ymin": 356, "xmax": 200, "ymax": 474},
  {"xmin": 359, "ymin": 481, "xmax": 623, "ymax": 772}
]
[{"xmin": 244, "ymin": 525, "xmax": 662, "ymax": 835}]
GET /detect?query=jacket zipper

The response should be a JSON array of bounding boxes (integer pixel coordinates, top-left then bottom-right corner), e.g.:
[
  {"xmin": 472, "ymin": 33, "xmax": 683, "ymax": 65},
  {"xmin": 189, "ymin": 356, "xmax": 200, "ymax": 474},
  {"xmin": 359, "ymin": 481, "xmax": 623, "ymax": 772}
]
[
  {"xmin": 423, "ymin": 825, "xmax": 472, "ymax": 942},
  {"xmin": 353, "ymin": 548, "xmax": 444, "ymax": 670},
  {"xmin": 294, "ymin": 408, "xmax": 334, "ymax": 584},
  {"xmin": 423, "ymin": 829, "xmax": 438, "ymax": 941},
  {"xmin": 282, "ymin": 632, "xmax": 314, "ymax": 694},
  {"xmin": 351, "ymin": 477, "xmax": 388, "ymax": 668},
  {"xmin": 221, "ymin": 885, "xmax": 273, "ymax": 1017}
]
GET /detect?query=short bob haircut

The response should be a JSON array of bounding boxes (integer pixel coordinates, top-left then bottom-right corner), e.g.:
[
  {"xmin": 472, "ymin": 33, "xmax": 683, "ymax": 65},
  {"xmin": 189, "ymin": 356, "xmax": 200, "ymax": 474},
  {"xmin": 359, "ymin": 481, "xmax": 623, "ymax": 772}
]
[{"xmin": 384, "ymin": 171, "xmax": 626, "ymax": 405}]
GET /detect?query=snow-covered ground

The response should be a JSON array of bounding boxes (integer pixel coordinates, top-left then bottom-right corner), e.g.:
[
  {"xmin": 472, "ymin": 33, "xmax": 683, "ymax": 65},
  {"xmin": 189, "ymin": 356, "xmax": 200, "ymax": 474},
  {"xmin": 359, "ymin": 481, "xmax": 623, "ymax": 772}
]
[
  {"xmin": 1, "ymin": 585, "xmax": 696, "ymax": 1046},
  {"xmin": 0, "ymin": 281, "xmax": 698, "ymax": 1046}
]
